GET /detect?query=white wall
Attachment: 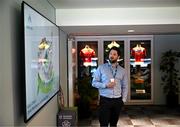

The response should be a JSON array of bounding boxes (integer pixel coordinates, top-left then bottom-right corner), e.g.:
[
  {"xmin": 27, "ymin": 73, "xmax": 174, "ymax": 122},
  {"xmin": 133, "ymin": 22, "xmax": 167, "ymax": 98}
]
[
  {"xmin": 0, "ymin": 0, "xmax": 15, "ymax": 125},
  {"xmin": 0, "ymin": 0, "xmax": 62, "ymax": 126},
  {"xmin": 154, "ymin": 34, "xmax": 180, "ymax": 104}
]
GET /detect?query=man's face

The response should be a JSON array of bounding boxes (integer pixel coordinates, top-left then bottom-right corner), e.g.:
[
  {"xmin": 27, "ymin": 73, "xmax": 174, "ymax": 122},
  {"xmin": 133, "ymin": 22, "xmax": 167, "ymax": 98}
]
[{"xmin": 109, "ymin": 49, "xmax": 120, "ymax": 63}]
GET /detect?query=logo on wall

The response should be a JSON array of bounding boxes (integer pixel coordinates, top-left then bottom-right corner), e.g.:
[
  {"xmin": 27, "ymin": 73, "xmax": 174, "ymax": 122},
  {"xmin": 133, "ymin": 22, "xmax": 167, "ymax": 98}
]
[{"xmin": 62, "ymin": 120, "xmax": 71, "ymax": 127}]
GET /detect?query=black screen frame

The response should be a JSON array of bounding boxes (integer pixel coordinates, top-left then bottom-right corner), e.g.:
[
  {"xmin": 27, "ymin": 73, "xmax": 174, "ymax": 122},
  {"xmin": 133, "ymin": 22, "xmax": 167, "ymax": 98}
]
[{"xmin": 21, "ymin": 1, "xmax": 60, "ymax": 123}]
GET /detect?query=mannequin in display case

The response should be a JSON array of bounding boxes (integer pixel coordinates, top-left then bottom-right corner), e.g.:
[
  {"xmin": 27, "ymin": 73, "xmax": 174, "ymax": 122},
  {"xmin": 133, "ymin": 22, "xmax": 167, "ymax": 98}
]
[
  {"xmin": 131, "ymin": 44, "xmax": 146, "ymax": 62},
  {"xmin": 79, "ymin": 45, "xmax": 96, "ymax": 67},
  {"xmin": 105, "ymin": 41, "xmax": 120, "ymax": 53},
  {"xmin": 107, "ymin": 41, "xmax": 120, "ymax": 49}
]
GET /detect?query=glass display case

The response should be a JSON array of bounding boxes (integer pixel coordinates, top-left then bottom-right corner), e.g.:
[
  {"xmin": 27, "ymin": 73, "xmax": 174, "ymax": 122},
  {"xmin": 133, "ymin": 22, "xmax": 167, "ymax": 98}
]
[{"xmin": 130, "ymin": 40, "xmax": 152, "ymax": 100}]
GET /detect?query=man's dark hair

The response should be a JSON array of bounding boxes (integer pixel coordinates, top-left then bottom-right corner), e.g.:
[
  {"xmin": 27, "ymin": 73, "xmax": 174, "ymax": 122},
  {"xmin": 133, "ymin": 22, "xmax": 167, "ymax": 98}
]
[{"xmin": 109, "ymin": 46, "xmax": 121, "ymax": 56}]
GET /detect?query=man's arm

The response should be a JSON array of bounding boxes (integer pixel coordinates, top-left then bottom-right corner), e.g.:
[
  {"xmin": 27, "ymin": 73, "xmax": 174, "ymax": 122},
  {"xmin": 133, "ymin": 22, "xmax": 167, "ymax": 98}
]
[
  {"xmin": 121, "ymin": 71, "xmax": 128, "ymax": 102},
  {"xmin": 92, "ymin": 67, "xmax": 107, "ymax": 89}
]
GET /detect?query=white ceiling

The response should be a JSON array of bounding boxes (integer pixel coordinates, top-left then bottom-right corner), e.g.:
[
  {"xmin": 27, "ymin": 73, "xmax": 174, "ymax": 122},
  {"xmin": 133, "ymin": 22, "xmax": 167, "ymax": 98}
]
[
  {"xmin": 48, "ymin": 0, "xmax": 180, "ymax": 9},
  {"xmin": 48, "ymin": 0, "xmax": 180, "ymax": 35},
  {"xmin": 59, "ymin": 25, "xmax": 180, "ymax": 36}
]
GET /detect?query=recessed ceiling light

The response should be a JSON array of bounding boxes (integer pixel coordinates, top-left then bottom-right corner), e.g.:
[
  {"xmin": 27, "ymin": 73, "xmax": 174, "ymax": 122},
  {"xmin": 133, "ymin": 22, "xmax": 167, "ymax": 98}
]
[{"xmin": 128, "ymin": 29, "xmax": 135, "ymax": 33}]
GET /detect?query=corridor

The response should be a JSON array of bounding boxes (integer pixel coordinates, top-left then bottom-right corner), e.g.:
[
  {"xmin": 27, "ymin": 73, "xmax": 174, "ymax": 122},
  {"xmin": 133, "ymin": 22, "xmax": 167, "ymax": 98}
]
[{"xmin": 79, "ymin": 105, "xmax": 180, "ymax": 127}]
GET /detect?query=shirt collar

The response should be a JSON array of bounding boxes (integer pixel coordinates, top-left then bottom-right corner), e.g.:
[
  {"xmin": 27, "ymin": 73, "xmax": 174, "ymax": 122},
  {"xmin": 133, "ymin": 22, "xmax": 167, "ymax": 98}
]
[{"xmin": 108, "ymin": 61, "xmax": 118, "ymax": 68}]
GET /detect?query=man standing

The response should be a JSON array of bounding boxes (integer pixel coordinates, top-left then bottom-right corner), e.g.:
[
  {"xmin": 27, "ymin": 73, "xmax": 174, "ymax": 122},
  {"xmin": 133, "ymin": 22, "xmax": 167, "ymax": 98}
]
[{"xmin": 92, "ymin": 47, "xmax": 128, "ymax": 127}]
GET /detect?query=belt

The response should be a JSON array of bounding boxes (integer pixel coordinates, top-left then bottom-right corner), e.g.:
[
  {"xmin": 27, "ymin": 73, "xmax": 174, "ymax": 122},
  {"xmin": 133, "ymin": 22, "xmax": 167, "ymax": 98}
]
[{"xmin": 100, "ymin": 96, "xmax": 122, "ymax": 100}]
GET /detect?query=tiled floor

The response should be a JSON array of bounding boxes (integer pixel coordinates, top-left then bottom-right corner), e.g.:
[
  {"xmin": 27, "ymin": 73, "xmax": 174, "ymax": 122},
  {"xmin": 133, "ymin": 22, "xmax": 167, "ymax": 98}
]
[{"xmin": 79, "ymin": 105, "xmax": 180, "ymax": 127}]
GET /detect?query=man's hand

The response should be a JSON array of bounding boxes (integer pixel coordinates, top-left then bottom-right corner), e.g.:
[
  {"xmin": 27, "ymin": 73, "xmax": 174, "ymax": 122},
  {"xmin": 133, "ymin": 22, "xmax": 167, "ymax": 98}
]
[{"xmin": 106, "ymin": 81, "xmax": 116, "ymax": 88}]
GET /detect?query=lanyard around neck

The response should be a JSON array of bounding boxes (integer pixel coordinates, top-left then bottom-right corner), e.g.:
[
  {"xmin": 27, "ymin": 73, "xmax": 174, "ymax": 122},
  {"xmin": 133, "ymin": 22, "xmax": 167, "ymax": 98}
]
[{"xmin": 110, "ymin": 65, "xmax": 118, "ymax": 78}]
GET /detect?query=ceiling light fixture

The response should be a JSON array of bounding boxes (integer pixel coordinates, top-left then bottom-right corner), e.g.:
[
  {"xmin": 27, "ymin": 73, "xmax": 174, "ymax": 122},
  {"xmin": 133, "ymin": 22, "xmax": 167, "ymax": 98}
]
[{"xmin": 128, "ymin": 29, "xmax": 135, "ymax": 33}]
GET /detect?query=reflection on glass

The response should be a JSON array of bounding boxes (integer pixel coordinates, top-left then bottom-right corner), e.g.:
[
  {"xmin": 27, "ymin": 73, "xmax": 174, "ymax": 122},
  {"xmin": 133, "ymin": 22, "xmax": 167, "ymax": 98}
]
[
  {"xmin": 130, "ymin": 41, "xmax": 151, "ymax": 100},
  {"xmin": 104, "ymin": 40, "xmax": 124, "ymax": 67}
]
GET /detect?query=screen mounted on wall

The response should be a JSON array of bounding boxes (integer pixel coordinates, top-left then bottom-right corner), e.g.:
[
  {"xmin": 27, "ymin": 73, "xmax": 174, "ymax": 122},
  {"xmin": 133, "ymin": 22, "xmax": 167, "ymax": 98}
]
[{"xmin": 22, "ymin": 1, "xmax": 59, "ymax": 122}]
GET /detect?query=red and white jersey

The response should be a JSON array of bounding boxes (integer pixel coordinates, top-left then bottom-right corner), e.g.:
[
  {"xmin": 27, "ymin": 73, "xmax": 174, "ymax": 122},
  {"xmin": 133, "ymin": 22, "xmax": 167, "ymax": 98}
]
[
  {"xmin": 131, "ymin": 46, "xmax": 146, "ymax": 62},
  {"xmin": 80, "ymin": 47, "xmax": 96, "ymax": 66}
]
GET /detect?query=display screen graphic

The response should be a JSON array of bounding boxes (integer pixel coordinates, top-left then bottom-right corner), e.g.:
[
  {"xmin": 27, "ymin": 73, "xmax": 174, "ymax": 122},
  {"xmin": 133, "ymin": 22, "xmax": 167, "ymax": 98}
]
[{"xmin": 22, "ymin": 1, "xmax": 59, "ymax": 122}]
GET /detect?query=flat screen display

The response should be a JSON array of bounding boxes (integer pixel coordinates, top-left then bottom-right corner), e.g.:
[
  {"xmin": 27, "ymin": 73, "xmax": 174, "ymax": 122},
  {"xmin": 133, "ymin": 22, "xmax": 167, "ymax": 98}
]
[{"xmin": 22, "ymin": 1, "xmax": 59, "ymax": 122}]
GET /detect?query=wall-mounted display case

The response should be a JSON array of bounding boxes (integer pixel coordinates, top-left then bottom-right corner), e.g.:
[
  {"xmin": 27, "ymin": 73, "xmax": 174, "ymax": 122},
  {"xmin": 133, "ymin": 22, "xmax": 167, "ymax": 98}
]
[{"xmin": 130, "ymin": 40, "xmax": 152, "ymax": 100}]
